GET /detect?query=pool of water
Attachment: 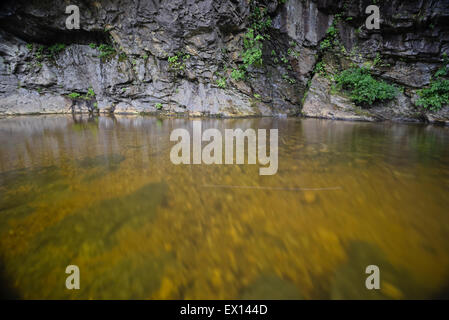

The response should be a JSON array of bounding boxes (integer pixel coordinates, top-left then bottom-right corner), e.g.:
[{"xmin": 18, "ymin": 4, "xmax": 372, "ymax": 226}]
[{"xmin": 0, "ymin": 115, "xmax": 448, "ymax": 299}]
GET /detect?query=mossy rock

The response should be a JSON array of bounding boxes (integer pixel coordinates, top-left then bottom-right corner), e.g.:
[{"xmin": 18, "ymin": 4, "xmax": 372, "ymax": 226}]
[
  {"xmin": 240, "ymin": 274, "xmax": 303, "ymax": 300},
  {"xmin": 331, "ymin": 241, "xmax": 423, "ymax": 299}
]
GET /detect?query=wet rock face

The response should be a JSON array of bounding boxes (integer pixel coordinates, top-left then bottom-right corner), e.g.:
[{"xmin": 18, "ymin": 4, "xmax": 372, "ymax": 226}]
[{"xmin": 0, "ymin": 0, "xmax": 448, "ymax": 121}]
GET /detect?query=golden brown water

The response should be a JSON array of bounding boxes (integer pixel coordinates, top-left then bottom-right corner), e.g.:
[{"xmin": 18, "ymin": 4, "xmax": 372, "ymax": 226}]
[{"xmin": 0, "ymin": 115, "xmax": 448, "ymax": 299}]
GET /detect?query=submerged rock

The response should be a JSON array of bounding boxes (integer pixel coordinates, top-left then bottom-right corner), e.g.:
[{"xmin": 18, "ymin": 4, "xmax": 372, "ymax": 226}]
[
  {"xmin": 330, "ymin": 241, "xmax": 422, "ymax": 300},
  {"xmin": 240, "ymin": 274, "xmax": 303, "ymax": 300}
]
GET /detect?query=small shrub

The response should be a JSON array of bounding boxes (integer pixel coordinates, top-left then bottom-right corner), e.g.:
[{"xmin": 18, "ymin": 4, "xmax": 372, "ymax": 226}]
[
  {"xmin": 314, "ymin": 61, "xmax": 326, "ymax": 75},
  {"xmin": 231, "ymin": 69, "xmax": 246, "ymax": 81},
  {"xmin": 319, "ymin": 19, "xmax": 340, "ymax": 52},
  {"xmin": 282, "ymin": 74, "xmax": 296, "ymax": 84},
  {"xmin": 242, "ymin": 28, "xmax": 264, "ymax": 67},
  {"xmin": 48, "ymin": 43, "xmax": 66, "ymax": 57},
  {"xmin": 280, "ymin": 55, "xmax": 289, "ymax": 64},
  {"xmin": 155, "ymin": 103, "xmax": 163, "ymax": 110},
  {"xmin": 67, "ymin": 88, "xmax": 95, "ymax": 100},
  {"xmin": 232, "ymin": 3, "xmax": 273, "ymax": 81},
  {"xmin": 86, "ymin": 88, "xmax": 95, "ymax": 99},
  {"xmin": 417, "ymin": 57, "xmax": 449, "ymax": 111},
  {"xmin": 416, "ymin": 79, "xmax": 449, "ymax": 111},
  {"xmin": 35, "ymin": 45, "xmax": 45, "ymax": 61},
  {"xmin": 68, "ymin": 92, "xmax": 81, "ymax": 99},
  {"xmin": 216, "ymin": 77, "xmax": 227, "ymax": 88},
  {"xmin": 168, "ymin": 52, "xmax": 190, "ymax": 74},
  {"xmin": 320, "ymin": 39, "xmax": 332, "ymax": 50},
  {"xmin": 288, "ymin": 48, "xmax": 300, "ymax": 58},
  {"xmin": 97, "ymin": 44, "xmax": 116, "ymax": 59},
  {"xmin": 335, "ymin": 67, "xmax": 398, "ymax": 106}
]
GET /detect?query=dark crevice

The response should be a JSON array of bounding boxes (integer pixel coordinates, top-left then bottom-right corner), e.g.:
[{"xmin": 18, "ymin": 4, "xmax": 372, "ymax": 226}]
[{"xmin": 0, "ymin": 21, "xmax": 111, "ymax": 46}]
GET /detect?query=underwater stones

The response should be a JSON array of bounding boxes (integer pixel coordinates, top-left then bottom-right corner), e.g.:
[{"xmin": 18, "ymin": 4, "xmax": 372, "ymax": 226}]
[
  {"xmin": 27, "ymin": 181, "xmax": 168, "ymax": 260},
  {"xmin": 240, "ymin": 274, "xmax": 303, "ymax": 300},
  {"xmin": 303, "ymin": 191, "xmax": 317, "ymax": 204},
  {"xmin": 0, "ymin": 166, "xmax": 67, "ymax": 214},
  {"xmin": 330, "ymin": 241, "xmax": 421, "ymax": 300},
  {"xmin": 75, "ymin": 154, "xmax": 125, "ymax": 170},
  {"xmin": 3, "ymin": 181, "xmax": 170, "ymax": 299}
]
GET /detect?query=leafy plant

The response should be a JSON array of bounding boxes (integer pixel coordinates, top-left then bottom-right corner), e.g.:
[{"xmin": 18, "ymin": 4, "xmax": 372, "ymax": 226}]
[
  {"xmin": 232, "ymin": 3, "xmax": 273, "ymax": 80},
  {"xmin": 67, "ymin": 92, "xmax": 81, "ymax": 99},
  {"xmin": 335, "ymin": 67, "xmax": 398, "ymax": 106},
  {"xmin": 216, "ymin": 77, "xmax": 227, "ymax": 88},
  {"xmin": 35, "ymin": 45, "xmax": 45, "ymax": 61},
  {"xmin": 242, "ymin": 28, "xmax": 264, "ymax": 67},
  {"xmin": 288, "ymin": 48, "xmax": 300, "ymax": 58},
  {"xmin": 97, "ymin": 44, "xmax": 116, "ymax": 59},
  {"xmin": 280, "ymin": 55, "xmax": 289, "ymax": 64},
  {"xmin": 86, "ymin": 87, "xmax": 95, "ymax": 99},
  {"xmin": 282, "ymin": 74, "xmax": 296, "ymax": 84},
  {"xmin": 155, "ymin": 103, "xmax": 163, "ymax": 110},
  {"xmin": 231, "ymin": 68, "xmax": 246, "ymax": 81},
  {"xmin": 118, "ymin": 52, "xmax": 128, "ymax": 62},
  {"xmin": 67, "ymin": 87, "xmax": 96, "ymax": 101},
  {"xmin": 168, "ymin": 51, "xmax": 190, "ymax": 74},
  {"xmin": 319, "ymin": 18, "xmax": 340, "ymax": 52},
  {"xmin": 48, "ymin": 43, "xmax": 66, "ymax": 57},
  {"xmin": 314, "ymin": 61, "xmax": 326, "ymax": 75},
  {"xmin": 416, "ymin": 56, "xmax": 449, "ymax": 111},
  {"xmin": 320, "ymin": 39, "xmax": 332, "ymax": 50}
]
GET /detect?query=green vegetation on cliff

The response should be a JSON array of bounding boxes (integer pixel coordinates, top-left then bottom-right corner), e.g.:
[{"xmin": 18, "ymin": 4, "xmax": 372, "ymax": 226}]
[
  {"xmin": 416, "ymin": 57, "xmax": 449, "ymax": 111},
  {"xmin": 231, "ymin": 3, "xmax": 272, "ymax": 81},
  {"xmin": 67, "ymin": 88, "xmax": 96, "ymax": 101},
  {"xmin": 335, "ymin": 67, "xmax": 398, "ymax": 106}
]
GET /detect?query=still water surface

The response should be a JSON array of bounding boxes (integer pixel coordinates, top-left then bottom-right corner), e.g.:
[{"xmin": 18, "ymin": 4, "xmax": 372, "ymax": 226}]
[{"xmin": 0, "ymin": 115, "xmax": 448, "ymax": 299}]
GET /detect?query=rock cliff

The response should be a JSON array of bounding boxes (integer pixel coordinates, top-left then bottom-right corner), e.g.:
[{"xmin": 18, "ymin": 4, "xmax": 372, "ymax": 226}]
[{"xmin": 0, "ymin": 0, "xmax": 448, "ymax": 123}]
